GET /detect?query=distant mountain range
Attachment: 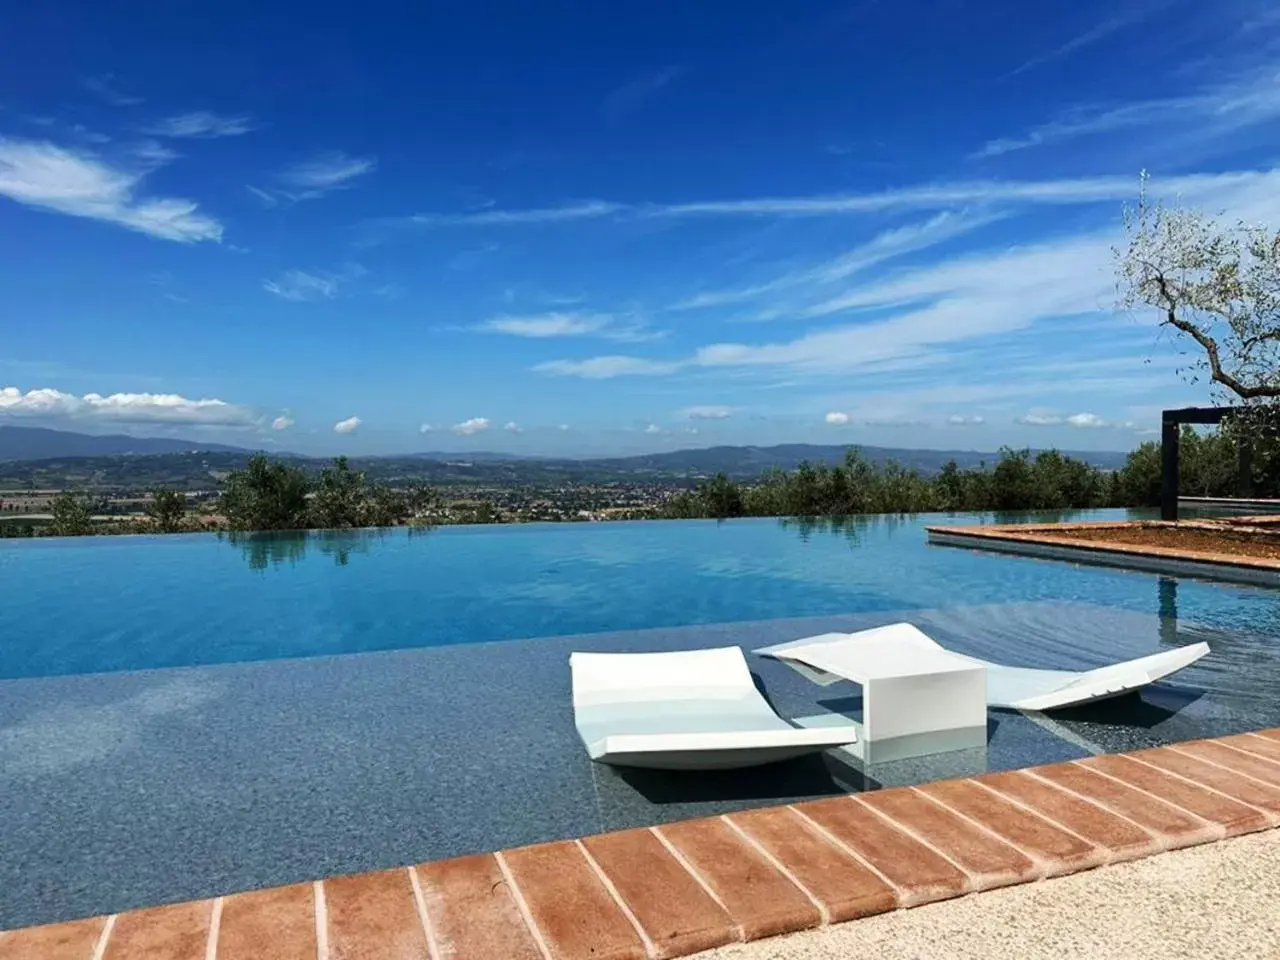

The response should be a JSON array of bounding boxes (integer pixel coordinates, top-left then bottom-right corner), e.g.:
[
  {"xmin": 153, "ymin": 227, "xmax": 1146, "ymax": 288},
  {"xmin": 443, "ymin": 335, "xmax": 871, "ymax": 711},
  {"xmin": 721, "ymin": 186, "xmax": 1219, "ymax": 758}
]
[
  {"xmin": 565, "ymin": 443, "xmax": 1130, "ymax": 475},
  {"xmin": 0, "ymin": 425, "xmax": 1132, "ymax": 481},
  {"xmin": 0, "ymin": 425, "xmax": 250, "ymax": 460}
]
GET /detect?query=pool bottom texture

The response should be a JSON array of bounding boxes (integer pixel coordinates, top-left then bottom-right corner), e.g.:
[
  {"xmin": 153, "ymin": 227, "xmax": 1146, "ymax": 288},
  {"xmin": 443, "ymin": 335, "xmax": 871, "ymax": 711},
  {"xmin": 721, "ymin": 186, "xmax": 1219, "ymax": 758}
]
[{"xmin": 2, "ymin": 600, "xmax": 1276, "ymax": 930}]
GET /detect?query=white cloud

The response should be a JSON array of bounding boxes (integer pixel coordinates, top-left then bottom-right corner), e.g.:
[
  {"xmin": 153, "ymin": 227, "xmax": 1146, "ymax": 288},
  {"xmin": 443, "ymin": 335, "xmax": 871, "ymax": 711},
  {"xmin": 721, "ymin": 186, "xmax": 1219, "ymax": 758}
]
[
  {"xmin": 1066, "ymin": 412, "xmax": 1107, "ymax": 428},
  {"xmin": 681, "ymin": 405, "xmax": 734, "ymax": 420},
  {"xmin": 946, "ymin": 414, "xmax": 986, "ymax": 425},
  {"xmin": 673, "ymin": 211, "xmax": 999, "ymax": 310},
  {"xmin": 143, "ymin": 112, "xmax": 256, "ymax": 138},
  {"xmin": 333, "ymin": 416, "xmax": 361, "ymax": 434},
  {"xmin": 271, "ymin": 415, "xmax": 294, "ymax": 430},
  {"xmin": 975, "ymin": 67, "xmax": 1280, "ymax": 158},
  {"xmin": 504, "ymin": 421, "xmax": 522, "ymax": 433},
  {"xmin": 0, "ymin": 138, "xmax": 222, "ymax": 242},
  {"xmin": 452, "ymin": 417, "xmax": 490, "ymax": 435},
  {"xmin": 263, "ymin": 263, "xmax": 364, "ymax": 302},
  {"xmin": 479, "ymin": 312, "xmax": 657, "ymax": 342},
  {"xmin": 534, "ymin": 356, "xmax": 680, "ymax": 379},
  {"xmin": 541, "ymin": 167, "xmax": 1280, "ymax": 382},
  {"xmin": 401, "ymin": 168, "xmax": 1280, "ymax": 235},
  {"xmin": 554, "ymin": 231, "xmax": 1116, "ymax": 380},
  {"xmin": 1017, "ymin": 410, "xmax": 1132, "ymax": 429},
  {"xmin": 245, "ymin": 185, "xmax": 279, "ymax": 208},
  {"xmin": 604, "ymin": 66, "xmax": 684, "ymax": 121},
  {"xmin": 825, "ymin": 411, "xmax": 851, "ymax": 425},
  {"xmin": 250, "ymin": 151, "xmax": 376, "ymax": 206},
  {"xmin": 1004, "ymin": 7, "xmax": 1160, "ymax": 78},
  {"xmin": 1017, "ymin": 412, "xmax": 1063, "ymax": 426},
  {"xmin": 419, "ymin": 423, "xmax": 436, "ymax": 434},
  {"xmin": 413, "ymin": 177, "xmax": 1152, "ymax": 228},
  {"xmin": 263, "ymin": 270, "xmax": 339, "ymax": 302},
  {"xmin": 83, "ymin": 75, "xmax": 143, "ymax": 106},
  {"xmin": 281, "ymin": 151, "xmax": 375, "ymax": 190},
  {"xmin": 0, "ymin": 386, "xmax": 254, "ymax": 425},
  {"xmin": 644, "ymin": 423, "xmax": 663, "ymax": 434},
  {"xmin": 480, "ymin": 313, "xmax": 608, "ymax": 338},
  {"xmin": 409, "ymin": 201, "xmax": 624, "ymax": 227}
]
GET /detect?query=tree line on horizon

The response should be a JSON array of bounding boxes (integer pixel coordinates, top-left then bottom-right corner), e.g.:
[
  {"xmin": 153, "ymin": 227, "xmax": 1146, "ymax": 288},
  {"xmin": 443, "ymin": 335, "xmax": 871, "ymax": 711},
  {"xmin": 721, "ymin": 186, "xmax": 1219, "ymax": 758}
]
[
  {"xmin": 660, "ymin": 429, "xmax": 1259, "ymax": 519},
  {"xmin": 1, "ymin": 426, "xmax": 1268, "ymax": 537}
]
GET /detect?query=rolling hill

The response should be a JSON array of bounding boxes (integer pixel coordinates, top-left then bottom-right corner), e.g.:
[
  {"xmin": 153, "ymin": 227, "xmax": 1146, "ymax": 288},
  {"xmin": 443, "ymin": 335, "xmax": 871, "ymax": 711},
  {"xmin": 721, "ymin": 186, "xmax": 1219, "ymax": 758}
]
[{"xmin": 0, "ymin": 425, "xmax": 250, "ymax": 461}]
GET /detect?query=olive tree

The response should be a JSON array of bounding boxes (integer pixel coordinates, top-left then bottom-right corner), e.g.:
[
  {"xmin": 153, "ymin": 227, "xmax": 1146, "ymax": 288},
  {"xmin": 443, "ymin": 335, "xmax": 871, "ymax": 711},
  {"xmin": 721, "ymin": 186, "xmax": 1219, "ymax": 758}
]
[
  {"xmin": 1117, "ymin": 175, "xmax": 1280, "ymax": 404},
  {"xmin": 310, "ymin": 456, "xmax": 366, "ymax": 528},
  {"xmin": 49, "ymin": 490, "xmax": 94, "ymax": 536},
  {"xmin": 146, "ymin": 488, "xmax": 187, "ymax": 533},
  {"xmin": 219, "ymin": 455, "xmax": 311, "ymax": 531}
]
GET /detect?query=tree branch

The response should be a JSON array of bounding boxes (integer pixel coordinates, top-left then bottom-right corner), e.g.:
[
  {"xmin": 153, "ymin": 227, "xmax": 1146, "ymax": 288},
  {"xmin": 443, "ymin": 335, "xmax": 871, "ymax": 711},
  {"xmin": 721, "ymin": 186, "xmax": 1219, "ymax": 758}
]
[{"xmin": 1154, "ymin": 275, "xmax": 1280, "ymax": 400}]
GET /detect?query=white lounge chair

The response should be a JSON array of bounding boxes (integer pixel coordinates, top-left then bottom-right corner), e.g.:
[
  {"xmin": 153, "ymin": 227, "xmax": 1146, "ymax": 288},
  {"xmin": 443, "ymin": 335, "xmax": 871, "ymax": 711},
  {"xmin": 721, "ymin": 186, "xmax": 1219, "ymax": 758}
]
[
  {"xmin": 569, "ymin": 647, "xmax": 860, "ymax": 770},
  {"xmin": 757, "ymin": 623, "xmax": 1211, "ymax": 712}
]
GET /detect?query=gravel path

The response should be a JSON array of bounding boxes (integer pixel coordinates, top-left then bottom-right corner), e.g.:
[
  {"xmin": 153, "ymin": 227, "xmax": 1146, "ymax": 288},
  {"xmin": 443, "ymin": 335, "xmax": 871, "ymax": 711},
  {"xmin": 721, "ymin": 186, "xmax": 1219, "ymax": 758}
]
[{"xmin": 699, "ymin": 829, "xmax": 1280, "ymax": 960}]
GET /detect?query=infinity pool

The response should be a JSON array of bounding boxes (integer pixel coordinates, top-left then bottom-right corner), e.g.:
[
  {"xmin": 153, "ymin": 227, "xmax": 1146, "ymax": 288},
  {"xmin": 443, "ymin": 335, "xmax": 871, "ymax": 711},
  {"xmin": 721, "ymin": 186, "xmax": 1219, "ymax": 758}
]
[
  {"xmin": 4, "ymin": 511, "xmax": 1280, "ymax": 928},
  {"xmin": 5, "ymin": 510, "xmax": 1280, "ymax": 680}
]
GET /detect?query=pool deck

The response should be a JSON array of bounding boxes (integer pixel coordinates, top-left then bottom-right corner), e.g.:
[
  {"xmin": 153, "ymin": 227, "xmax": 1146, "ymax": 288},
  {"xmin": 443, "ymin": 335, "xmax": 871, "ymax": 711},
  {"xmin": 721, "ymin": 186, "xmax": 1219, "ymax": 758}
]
[
  {"xmin": 927, "ymin": 520, "xmax": 1280, "ymax": 586},
  {"xmin": 5, "ymin": 728, "xmax": 1280, "ymax": 960}
]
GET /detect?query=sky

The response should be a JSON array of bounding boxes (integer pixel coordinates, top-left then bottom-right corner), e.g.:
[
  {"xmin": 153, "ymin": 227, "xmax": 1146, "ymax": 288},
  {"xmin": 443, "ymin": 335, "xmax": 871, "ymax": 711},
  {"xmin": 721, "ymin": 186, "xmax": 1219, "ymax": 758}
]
[{"xmin": 3, "ymin": 0, "xmax": 1280, "ymax": 457}]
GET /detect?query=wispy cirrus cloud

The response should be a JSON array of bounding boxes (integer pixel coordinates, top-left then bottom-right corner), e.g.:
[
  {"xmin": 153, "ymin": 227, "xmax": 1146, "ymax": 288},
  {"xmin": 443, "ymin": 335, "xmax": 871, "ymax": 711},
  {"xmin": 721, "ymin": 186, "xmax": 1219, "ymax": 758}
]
[
  {"xmin": 408, "ymin": 200, "xmax": 624, "ymax": 227},
  {"xmin": 672, "ymin": 211, "xmax": 998, "ymax": 311},
  {"xmin": 283, "ymin": 151, "xmax": 376, "ymax": 190},
  {"xmin": 249, "ymin": 150, "xmax": 376, "ymax": 206},
  {"xmin": 603, "ymin": 66, "xmax": 685, "ymax": 121},
  {"xmin": 681, "ymin": 405, "xmax": 734, "ymax": 420},
  {"xmin": 142, "ymin": 112, "xmax": 257, "ymax": 139},
  {"xmin": 83, "ymin": 75, "xmax": 143, "ymax": 106},
  {"xmin": 541, "ymin": 231, "xmax": 1115, "ymax": 380},
  {"xmin": 263, "ymin": 263, "xmax": 365, "ymax": 301},
  {"xmin": 534, "ymin": 356, "xmax": 680, "ymax": 379},
  {"xmin": 1003, "ymin": 5, "xmax": 1167, "ymax": 78},
  {"xmin": 533, "ymin": 168, "xmax": 1280, "ymax": 384},
  {"xmin": 477, "ymin": 312, "xmax": 659, "ymax": 342},
  {"xmin": 400, "ymin": 171, "xmax": 1260, "ymax": 229},
  {"xmin": 0, "ymin": 137, "xmax": 222, "ymax": 242},
  {"xmin": 975, "ymin": 66, "xmax": 1280, "ymax": 157}
]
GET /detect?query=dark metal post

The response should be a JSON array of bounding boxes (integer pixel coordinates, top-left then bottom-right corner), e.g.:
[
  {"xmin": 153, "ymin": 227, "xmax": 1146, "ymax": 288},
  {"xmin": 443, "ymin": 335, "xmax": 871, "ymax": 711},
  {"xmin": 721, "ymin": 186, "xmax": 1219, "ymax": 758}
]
[
  {"xmin": 1161, "ymin": 417, "xmax": 1180, "ymax": 521},
  {"xmin": 1238, "ymin": 437, "xmax": 1255, "ymax": 498}
]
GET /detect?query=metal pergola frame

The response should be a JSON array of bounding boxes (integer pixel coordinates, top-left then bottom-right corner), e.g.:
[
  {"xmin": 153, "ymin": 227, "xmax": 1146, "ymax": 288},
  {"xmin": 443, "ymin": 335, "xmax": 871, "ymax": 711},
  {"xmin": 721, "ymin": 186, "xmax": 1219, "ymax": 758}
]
[{"xmin": 1161, "ymin": 405, "xmax": 1249, "ymax": 521}]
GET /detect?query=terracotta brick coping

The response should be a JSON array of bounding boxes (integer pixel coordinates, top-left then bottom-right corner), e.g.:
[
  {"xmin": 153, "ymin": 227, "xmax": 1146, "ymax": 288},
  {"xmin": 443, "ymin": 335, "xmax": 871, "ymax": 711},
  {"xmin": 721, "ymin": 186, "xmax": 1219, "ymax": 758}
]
[
  {"xmin": 926, "ymin": 520, "xmax": 1280, "ymax": 573},
  {"xmin": 5, "ymin": 729, "xmax": 1280, "ymax": 960}
]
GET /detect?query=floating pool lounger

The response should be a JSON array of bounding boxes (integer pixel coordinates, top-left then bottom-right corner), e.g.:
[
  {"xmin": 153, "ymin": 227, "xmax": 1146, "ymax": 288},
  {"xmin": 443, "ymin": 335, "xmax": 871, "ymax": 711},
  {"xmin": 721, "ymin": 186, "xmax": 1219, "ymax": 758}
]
[
  {"xmin": 569, "ymin": 647, "xmax": 860, "ymax": 770},
  {"xmin": 757, "ymin": 623, "xmax": 1211, "ymax": 712}
]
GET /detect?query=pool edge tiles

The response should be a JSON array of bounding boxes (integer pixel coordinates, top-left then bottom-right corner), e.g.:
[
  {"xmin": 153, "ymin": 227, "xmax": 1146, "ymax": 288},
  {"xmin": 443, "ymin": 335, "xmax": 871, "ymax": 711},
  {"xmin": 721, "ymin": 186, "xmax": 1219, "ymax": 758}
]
[{"xmin": 5, "ymin": 729, "xmax": 1280, "ymax": 960}]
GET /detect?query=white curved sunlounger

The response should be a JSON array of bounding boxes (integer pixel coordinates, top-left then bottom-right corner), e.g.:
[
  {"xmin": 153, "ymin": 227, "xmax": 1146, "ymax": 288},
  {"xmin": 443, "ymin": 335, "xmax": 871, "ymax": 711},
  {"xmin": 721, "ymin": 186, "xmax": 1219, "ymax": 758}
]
[
  {"xmin": 570, "ymin": 647, "xmax": 860, "ymax": 770},
  {"xmin": 757, "ymin": 623, "xmax": 1211, "ymax": 712}
]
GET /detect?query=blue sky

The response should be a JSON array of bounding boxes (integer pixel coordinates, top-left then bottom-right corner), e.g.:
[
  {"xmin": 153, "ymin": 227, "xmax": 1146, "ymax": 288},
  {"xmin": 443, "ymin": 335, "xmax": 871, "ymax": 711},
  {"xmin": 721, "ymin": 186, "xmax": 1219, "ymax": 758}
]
[{"xmin": 3, "ymin": 0, "xmax": 1280, "ymax": 457}]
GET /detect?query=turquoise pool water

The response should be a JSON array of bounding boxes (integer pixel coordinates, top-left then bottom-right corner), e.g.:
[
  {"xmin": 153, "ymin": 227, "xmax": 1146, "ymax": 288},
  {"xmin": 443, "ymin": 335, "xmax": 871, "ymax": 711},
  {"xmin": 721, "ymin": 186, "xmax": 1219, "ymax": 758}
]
[
  {"xmin": 4, "ymin": 509, "xmax": 1280, "ymax": 680},
  {"xmin": 6, "ymin": 508, "xmax": 1280, "ymax": 929}
]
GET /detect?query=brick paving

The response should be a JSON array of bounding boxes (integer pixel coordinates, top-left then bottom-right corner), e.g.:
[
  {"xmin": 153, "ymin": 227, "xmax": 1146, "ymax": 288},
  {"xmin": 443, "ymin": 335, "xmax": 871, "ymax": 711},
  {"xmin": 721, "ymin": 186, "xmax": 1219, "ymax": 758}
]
[{"xmin": 4, "ymin": 729, "xmax": 1280, "ymax": 960}]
